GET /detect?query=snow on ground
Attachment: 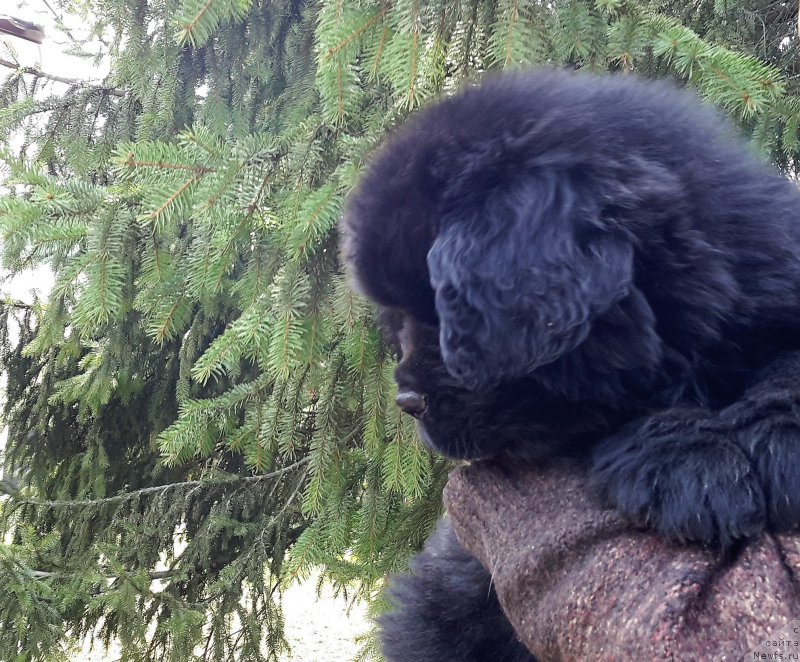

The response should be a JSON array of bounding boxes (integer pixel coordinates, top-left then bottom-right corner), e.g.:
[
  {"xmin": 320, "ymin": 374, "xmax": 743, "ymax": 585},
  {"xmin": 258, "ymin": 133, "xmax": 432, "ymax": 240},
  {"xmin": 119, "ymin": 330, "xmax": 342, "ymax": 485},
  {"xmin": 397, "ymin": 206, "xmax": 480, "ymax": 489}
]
[
  {"xmin": 77, "ymin": 577, "xmax": 371, "ymax": 661},
  {"xmin": 282, "ymin": 577, "xmax": 370, "ymax": 661}
]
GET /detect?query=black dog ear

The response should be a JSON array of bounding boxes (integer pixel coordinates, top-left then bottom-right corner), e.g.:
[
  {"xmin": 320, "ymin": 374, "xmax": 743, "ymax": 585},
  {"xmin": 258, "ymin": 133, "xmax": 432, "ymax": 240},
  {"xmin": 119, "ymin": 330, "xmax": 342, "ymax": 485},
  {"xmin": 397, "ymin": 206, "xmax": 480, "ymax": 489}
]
[{"xmin": 427, "ymin": 171, "xmax": 635, "ymax": 390}]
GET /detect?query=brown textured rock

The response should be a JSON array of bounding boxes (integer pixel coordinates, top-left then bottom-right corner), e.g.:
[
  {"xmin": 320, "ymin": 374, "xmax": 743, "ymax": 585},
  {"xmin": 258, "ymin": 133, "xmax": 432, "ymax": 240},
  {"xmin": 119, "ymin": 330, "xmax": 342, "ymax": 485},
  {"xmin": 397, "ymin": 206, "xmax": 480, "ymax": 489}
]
[{"xmin": 444, "ymin": 462, "xmax": 800, "ymax": 661}]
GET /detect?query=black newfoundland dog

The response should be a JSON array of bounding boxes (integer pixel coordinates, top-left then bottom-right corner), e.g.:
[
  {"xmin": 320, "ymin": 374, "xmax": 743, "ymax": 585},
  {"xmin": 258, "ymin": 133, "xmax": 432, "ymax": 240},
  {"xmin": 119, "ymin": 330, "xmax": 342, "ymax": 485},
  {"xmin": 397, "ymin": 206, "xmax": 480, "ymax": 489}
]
[{"xmin": 344, "ymin": 70, "xmax": 800, "ymax": 661}]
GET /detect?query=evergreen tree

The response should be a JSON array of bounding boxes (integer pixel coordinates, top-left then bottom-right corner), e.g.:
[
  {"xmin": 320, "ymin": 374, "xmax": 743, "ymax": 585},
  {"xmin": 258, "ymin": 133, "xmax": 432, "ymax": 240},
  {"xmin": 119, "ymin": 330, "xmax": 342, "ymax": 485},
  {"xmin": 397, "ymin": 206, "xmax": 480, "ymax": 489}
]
[{"xmin": 0, "ymin": 0, "xmax": 798, "ymax": 659}]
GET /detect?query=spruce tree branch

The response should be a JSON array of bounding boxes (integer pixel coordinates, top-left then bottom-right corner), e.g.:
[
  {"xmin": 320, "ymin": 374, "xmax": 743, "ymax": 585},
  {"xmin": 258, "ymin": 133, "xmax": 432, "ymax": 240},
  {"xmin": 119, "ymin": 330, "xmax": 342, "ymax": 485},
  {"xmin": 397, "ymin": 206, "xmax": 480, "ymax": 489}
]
[
  {"xmin": 245, "ymin": 172, "xmax": 271, "ymax": 219},
  {"xmin": 462, "ymin": 0, "xmax": 480, "ymax": 73},
  {"xmin": 0, "ymin": 58, "xmax": 125, "ymax": 97},
  {"xmin": 325, "ymin": 7, "xmax": 388, "ymax": 59},
  {"xmin": 0, "ymin": 298, "xmax": 35, "ymax": 312},
  {"xmin": 179, "ymin": 0, "xmax": 216, "ymax": 43},
  {"xmin": 11, "ymin": 457, "xmax": 311, "ymax": 509},
  {"xmin": 38, "ymin": 0, "xmax": 77, "ymax": 43},
  {"xmin": 155, "ymin": 294, "xmax": 188, "ymax": 343},
  {"xmin": 123, "ymin": 158, "xmax": 214, "ymax": 173},
  {"xmin": 30, "ymin": 568, "xmax": 178, "ymax": 581},
  {"xmin": 145, "ymin": 173, "xmax": 205, "ymax": 223}
]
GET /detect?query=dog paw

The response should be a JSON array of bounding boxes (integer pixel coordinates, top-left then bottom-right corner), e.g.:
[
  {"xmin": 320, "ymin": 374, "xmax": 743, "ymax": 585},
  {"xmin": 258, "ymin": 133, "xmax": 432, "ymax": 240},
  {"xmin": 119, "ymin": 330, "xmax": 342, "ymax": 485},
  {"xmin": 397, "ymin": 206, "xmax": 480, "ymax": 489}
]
[
  {"xmin": 722, "ymin": 391, "xmax": 800, "ymax": 533},
  {"xmin": 590, "ymin": 410, "xmax": 766, "ymax": 547}
]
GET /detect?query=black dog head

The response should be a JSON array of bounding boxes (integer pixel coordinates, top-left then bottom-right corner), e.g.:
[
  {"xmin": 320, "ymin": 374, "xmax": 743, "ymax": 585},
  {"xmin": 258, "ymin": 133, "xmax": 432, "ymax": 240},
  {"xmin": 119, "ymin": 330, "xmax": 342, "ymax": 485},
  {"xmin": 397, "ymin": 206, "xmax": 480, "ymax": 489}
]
[{"xmin": 343, "ymin": 70, "xmax": 780, "ymax": 461}]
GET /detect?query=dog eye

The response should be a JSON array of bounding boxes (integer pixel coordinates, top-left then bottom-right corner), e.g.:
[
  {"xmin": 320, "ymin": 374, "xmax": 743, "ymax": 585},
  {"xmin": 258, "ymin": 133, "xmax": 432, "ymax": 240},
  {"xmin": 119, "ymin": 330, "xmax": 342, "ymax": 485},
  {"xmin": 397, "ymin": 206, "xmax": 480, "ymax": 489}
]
[{"xmin": 387, "ymin": 340, "xmax": 402, "ymax": 362}]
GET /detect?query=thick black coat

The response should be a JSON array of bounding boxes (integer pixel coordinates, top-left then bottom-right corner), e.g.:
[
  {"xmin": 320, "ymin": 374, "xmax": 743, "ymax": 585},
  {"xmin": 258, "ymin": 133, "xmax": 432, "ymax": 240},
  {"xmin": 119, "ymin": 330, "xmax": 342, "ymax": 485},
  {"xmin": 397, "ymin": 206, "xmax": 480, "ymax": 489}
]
[{"xmin": 344, "ymin": 70, "xmax": 800, "ymax": 661}]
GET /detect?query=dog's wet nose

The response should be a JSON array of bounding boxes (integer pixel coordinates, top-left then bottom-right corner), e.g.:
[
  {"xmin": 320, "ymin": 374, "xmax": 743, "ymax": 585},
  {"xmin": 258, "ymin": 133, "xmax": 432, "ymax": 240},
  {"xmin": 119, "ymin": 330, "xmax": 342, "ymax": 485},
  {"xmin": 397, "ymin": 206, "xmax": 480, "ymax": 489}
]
[{"xmin": 396, "ymin": 391, "xmax": 427, "ymax": 418}]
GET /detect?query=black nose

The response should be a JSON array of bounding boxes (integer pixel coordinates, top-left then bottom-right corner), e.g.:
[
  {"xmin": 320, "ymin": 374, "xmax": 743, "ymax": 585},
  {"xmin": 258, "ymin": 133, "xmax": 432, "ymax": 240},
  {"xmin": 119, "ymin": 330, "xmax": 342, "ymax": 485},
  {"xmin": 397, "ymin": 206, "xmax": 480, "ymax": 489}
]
[{"xmin": 396, "ymin": 391, "xmax": 427, "ymax": 418}]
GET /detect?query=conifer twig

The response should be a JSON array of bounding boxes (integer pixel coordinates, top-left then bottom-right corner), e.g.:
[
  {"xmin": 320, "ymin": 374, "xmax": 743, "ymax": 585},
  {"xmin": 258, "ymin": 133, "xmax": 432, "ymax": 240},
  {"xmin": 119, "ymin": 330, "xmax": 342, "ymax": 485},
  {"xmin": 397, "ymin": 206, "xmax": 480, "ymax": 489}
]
[
  {"xmin": 30, "ymin": 568, "xmax": 177, "ymax": 580},
  {"xmin": 10, "ymin": 457, "xmax": 311, "ymax": 509},
  {"xmin": 0, "ymin": 58, "xmax": 125, "ymax": 97}
]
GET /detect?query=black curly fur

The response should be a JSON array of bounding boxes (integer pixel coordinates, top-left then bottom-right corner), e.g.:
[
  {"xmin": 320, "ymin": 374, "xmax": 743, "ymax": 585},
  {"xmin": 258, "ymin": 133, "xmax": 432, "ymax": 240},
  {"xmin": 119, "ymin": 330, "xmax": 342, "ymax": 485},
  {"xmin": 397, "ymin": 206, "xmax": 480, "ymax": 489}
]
[
  {"xmin": 380, "ymin": 520, "xmax": 535, "ymax": 662},
  {"xmin": 343, "ymin": 70, "xmax": 800, "ymax": 661}
]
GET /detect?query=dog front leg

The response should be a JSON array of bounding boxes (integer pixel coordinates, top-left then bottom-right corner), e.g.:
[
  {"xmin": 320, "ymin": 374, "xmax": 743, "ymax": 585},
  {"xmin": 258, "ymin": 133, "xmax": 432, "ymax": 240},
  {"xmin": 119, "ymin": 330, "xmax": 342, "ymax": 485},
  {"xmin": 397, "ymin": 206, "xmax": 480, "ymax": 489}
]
[
  {"xmin": 589, "ymin": 409, "xmax": 766, "ymax": 547},
  {"xmin": 721, "ymin": 350, "xmax": 800, "ymax": 533}
]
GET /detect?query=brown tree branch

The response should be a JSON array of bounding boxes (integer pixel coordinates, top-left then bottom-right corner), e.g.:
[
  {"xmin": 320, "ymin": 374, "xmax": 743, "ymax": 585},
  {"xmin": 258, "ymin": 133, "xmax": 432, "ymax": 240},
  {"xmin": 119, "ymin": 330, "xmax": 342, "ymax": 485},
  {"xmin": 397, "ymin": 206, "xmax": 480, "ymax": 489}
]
[
  {"xmin": 9, "ymin": 457, "xmax": 311, "ymax": 509},
  {"xmin": 0, "ymin": 57, "xmax": 125, "ymax": 97},
  {"xmin": 30, "ymin": 568, "xmax": 178, "ymax": 581}
]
